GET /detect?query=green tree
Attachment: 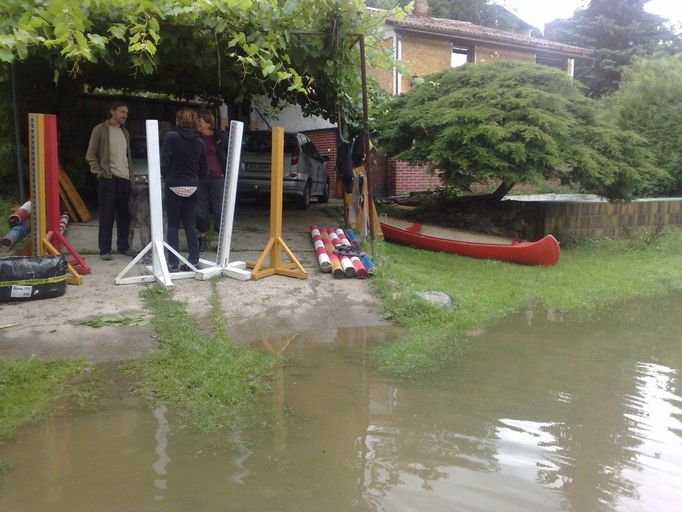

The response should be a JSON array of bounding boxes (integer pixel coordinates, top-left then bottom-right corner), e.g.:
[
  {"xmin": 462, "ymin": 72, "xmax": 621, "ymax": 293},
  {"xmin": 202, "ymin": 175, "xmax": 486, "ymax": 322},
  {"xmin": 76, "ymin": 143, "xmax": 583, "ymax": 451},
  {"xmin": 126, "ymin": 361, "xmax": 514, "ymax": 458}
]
[
  {"xmin": 605, "ymin": 55, "xmax": 682, "ymax": 194},
  {"xmin": 545, "ymin": 0, "xmax": 682, "ymax": 97},
  {"xmin": 374, "ymin": 62, "xmax": 664, "ymax": 200}
]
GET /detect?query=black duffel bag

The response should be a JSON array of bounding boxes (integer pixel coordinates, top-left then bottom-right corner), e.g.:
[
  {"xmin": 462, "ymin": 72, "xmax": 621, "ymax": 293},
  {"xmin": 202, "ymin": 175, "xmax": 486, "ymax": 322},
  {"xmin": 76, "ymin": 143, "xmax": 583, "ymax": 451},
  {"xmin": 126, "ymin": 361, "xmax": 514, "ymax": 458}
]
[{"xmin": 0, "ymin": 255, "xmax": 68, "ymax": 302}]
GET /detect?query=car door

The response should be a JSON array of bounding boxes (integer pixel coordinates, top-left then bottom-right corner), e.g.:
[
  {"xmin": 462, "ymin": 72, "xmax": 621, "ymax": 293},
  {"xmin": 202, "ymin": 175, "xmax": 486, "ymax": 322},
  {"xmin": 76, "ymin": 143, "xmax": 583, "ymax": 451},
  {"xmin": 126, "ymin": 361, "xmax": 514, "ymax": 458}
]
[{"xmin": 299, "ymin": 135, "xmax": 325, "ymax": 194}]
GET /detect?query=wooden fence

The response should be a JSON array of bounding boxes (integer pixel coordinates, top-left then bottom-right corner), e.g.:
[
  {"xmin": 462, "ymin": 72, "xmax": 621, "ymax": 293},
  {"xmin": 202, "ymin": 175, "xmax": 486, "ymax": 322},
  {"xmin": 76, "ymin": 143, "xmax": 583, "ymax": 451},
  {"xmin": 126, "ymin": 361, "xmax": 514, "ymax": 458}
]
[{"xmin": 507, "ymin": 195, "xmax": 682, "ymax": 241}]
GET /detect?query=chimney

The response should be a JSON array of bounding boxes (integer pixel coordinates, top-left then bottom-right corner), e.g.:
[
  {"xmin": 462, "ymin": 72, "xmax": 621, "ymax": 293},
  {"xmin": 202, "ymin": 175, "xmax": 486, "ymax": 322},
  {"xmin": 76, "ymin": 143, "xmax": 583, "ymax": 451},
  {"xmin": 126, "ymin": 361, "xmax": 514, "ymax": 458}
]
[{"xmin": 414, "ymin": 0, "xmax": 429, "ymax": 17}]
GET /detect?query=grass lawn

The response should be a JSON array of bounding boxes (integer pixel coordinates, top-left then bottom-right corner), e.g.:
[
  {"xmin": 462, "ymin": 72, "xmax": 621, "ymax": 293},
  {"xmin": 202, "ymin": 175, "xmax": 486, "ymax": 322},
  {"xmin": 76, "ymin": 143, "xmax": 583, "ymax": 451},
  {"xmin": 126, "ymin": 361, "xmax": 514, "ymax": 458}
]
[
  {"xmin": 0, "ymin": 282, "xmax": 276, "ymax": 443},
  {"xmin": 128, "ymin": 281, "xmax": 277, "ymax": 431},
  {"xmin": 371, "ymin": 227, "xmax": 682, "ymax": 378},
  {"xmin": 0, "ymin": 358, "xmax": 89, "ymax": 441}
]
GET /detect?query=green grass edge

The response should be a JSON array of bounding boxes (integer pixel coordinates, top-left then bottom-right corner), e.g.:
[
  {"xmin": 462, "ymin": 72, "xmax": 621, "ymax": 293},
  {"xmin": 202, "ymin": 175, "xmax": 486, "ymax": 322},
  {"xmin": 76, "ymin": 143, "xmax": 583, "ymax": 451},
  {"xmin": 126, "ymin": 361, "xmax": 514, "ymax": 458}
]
[{"xmin": 369, "ymin": 227, "xmax": 682, "ymax": 378}]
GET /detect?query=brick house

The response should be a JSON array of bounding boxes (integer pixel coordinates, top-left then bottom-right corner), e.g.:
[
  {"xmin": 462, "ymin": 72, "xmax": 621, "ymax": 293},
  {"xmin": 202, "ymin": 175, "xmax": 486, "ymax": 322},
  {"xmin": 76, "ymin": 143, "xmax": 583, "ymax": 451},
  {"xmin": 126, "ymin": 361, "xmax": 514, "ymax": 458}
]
[
  {"xmin": 369, "ymin": 3, "xmax": 594, "ymax": 196},
  {"xmin": 251, "ymin": 4, "xmax": 593, "ymax": 198}
]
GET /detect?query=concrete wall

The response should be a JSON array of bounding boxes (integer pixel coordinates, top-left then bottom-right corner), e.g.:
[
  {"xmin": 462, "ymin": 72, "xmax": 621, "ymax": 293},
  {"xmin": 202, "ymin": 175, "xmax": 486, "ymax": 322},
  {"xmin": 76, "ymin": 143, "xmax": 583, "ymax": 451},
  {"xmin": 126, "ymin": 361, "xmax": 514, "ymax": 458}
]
[{"xmin": 249, "ymin": 100, "xmax": 335, "ymax": 132}]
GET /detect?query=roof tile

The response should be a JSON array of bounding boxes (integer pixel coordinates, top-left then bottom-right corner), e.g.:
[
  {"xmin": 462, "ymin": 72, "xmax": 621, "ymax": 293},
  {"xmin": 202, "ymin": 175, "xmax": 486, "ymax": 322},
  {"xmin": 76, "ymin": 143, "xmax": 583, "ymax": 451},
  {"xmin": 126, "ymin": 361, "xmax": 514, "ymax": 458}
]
[{"xmin": 387, "ymin": 13, "xmax": 593, "ymax": 57}]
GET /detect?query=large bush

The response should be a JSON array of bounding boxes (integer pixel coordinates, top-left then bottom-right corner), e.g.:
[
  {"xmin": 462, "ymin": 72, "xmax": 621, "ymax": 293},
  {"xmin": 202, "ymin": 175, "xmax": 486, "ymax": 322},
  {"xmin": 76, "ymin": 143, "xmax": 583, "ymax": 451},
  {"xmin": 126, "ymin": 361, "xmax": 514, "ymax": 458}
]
[
  {"xmin": 605, "ymin": 55, "xmax": 682, "ymax": 195},
  {"xmin": 374, "ymin": 62, "xmax": 665, "ymax": 200}
]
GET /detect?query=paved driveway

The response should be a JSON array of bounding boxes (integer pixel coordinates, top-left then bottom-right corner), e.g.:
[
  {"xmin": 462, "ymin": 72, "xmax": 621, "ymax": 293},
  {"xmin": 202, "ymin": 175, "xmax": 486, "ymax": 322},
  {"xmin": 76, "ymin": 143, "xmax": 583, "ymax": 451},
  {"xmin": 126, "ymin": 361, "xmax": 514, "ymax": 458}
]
[{"xmin": 0, "ymin": 200, "xmax": 389, "ymax": 361}]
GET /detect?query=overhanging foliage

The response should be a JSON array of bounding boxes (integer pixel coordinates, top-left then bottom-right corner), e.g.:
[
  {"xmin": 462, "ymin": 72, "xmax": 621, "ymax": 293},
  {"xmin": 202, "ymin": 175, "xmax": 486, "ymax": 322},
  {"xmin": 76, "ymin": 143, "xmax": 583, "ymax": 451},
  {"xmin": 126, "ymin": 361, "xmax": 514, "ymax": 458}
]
[{"xmin": 0, "ymin": 0, "xmax": 403, "ymax": 120}]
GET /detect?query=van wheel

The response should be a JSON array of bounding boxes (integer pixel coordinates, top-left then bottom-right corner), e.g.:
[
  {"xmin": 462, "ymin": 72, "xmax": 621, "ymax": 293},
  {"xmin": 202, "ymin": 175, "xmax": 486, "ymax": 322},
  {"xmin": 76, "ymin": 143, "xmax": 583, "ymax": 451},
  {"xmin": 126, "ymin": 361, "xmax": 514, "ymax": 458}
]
[
  {"xmin": 298, "ymin": 181, "xmax": 311, "ymax": 210},
  {"xmin": 318, "ymin": 180, "xmax": 329, "ymax": 203}
]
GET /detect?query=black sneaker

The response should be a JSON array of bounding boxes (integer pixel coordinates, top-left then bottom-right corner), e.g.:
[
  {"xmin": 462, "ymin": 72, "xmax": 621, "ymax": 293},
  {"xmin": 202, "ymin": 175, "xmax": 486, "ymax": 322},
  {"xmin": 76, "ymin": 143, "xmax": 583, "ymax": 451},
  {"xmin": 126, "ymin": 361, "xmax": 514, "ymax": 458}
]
[
  {"xmin": 100, "ymin": 252, "xmax": 112, "ymax": 261},
  {"xmin": 118, "ymin": 248, "xmax": 136, "ymax": 257}
]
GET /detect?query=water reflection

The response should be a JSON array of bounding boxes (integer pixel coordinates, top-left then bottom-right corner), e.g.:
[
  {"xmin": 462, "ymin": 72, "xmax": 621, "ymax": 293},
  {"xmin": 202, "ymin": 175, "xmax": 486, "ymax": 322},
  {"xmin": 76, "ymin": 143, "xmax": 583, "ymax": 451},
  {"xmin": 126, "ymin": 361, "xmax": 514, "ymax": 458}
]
[
  {"xmin": 152, "ymin": 404, "xmax": 170, "ymax": 501},
  {"xmin": 228, "ymin": 431, "xmax": 251, "ymax": 484},
  {"xmin": 1, "ymin": 297, "xmax": 681, "ymax": 511},
  {"xmin": 617, "ymin": 362, "xmax": 682, "ymax": 510},
  {"xmin": 356, "ymin": 298, "xmax": 682, "ymax": 511}
]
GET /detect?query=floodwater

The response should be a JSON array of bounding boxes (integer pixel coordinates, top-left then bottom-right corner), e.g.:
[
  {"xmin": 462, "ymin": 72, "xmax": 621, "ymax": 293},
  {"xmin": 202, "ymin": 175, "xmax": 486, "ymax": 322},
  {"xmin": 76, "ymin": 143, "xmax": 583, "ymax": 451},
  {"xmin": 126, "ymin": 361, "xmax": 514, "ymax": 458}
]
[{"xmin": 2, "ymin": 296, "xmax": 682, "ymax": 512}]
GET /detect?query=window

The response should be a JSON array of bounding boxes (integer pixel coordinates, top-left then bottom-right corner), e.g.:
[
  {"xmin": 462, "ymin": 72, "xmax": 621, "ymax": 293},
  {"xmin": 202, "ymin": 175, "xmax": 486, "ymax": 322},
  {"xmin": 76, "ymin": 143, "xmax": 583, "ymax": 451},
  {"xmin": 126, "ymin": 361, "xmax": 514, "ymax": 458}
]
[
  {"xmin": 301, "ymin": 141, "xmax": 322, "ymax": 161},
  {"xmin": 451, "ymin": 45, "xmax": 469, "ymax": 68},
  {"xmin": 242, "ymin": 132, "xmax": 298, "ymax": 154}
]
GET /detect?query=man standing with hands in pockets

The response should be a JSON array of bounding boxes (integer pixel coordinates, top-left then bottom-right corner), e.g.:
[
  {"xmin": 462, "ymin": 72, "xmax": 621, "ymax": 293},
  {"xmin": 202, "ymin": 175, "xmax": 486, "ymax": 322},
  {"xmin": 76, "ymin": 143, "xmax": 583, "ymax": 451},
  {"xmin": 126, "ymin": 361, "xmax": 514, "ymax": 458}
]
[{"xmin": 86, "ymin": 100, "xmax": 135, "ymax": 260}]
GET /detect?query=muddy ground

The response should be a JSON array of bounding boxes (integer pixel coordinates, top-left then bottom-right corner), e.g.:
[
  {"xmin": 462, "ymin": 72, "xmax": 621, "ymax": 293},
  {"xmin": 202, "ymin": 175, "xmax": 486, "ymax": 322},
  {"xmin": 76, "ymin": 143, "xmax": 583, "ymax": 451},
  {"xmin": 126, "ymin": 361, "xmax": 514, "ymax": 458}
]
[{"xmin": 0, "ymin": 199, "xmax": 389, "ymax": 362}]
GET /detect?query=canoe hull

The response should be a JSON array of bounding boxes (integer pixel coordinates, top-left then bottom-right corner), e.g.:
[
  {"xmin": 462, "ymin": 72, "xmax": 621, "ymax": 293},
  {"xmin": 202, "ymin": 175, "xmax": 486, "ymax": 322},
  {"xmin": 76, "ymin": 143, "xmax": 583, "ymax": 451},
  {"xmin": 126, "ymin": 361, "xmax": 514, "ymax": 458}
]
[{"xmin": 380, "ymin": 219, "xmax": 560, "ymax": 266}]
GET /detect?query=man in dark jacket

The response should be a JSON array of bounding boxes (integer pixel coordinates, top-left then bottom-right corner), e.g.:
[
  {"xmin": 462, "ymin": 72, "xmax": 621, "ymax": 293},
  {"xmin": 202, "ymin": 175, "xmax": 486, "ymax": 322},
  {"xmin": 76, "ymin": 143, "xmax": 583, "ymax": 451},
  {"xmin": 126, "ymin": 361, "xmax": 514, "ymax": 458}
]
[
  {"xmin": 161, "ymin": 108, "xmax": 208, "ymax": 270},
  {"xmin": 85, "ymin": 100, "xmax": 135, "ymax": 260}
]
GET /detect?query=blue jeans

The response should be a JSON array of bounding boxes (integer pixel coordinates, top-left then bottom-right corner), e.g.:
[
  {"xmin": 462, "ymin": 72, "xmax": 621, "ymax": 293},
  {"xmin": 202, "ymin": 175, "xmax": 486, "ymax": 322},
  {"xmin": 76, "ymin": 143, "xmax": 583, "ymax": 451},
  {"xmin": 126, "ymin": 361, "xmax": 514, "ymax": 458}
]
[{"xmin": 165, "ymin": 187, "xmax": 199, "ymax": 266}]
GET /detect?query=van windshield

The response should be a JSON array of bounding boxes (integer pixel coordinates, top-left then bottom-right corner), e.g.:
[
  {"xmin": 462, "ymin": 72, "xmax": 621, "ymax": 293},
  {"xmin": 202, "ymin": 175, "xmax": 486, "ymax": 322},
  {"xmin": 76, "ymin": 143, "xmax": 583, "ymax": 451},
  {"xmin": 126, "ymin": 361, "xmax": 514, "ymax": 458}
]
[{"xmin": 242, "ymin": 132, "xmax": 297, "ymax": 154}]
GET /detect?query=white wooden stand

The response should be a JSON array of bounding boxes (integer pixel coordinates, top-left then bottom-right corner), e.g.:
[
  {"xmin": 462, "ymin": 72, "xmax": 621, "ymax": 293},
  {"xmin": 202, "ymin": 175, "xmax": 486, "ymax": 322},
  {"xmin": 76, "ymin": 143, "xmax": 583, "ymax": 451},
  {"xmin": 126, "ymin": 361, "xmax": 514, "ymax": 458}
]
[
  {"xmin": 115, "ymin": 120, "xmax": 198, "ymax": 287},
  {"xmin": 196, "ymin": 120, "xmax": 251, "ymax": 281}
]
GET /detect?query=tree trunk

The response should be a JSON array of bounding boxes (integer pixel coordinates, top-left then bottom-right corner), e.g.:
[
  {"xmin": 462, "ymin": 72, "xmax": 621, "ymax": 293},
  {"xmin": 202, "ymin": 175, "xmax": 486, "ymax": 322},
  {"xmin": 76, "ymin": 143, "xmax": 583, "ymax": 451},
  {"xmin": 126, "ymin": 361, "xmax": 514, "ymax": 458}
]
[{"xmin": 491, "ymin": 181, "xmax": 515, "ymax": 201}]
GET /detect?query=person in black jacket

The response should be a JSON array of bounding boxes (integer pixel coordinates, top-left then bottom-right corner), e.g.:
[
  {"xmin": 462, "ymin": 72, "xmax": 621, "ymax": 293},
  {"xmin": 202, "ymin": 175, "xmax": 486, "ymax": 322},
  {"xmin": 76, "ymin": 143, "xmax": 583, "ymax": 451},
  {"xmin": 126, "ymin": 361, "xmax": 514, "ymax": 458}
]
[
  {"xmin": 195, "ymin": 109, "xmax": 229, "ymax": 252},
  {"xmin": 161, "ymin": 108, "xmax": 208, "ymax": 270}
]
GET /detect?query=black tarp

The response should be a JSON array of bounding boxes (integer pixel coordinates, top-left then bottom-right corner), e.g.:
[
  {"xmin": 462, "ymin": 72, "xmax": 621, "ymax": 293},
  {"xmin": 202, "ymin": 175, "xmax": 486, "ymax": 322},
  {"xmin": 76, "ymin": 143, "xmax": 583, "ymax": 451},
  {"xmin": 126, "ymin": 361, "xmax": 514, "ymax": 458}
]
[{"xmin": 0, "ymin": 255, "xmax": 67, "ymax": 302}]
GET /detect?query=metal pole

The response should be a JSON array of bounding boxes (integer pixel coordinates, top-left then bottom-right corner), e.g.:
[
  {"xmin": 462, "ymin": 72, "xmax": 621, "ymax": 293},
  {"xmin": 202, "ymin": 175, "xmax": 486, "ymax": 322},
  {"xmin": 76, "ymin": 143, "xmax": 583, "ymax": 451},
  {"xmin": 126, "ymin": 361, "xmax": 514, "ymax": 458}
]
[
  {"xmin": 11, "ymin": 61, "xmax": 26, "ymax": 202},
  {"xmin": 359, "ymin": 36, "xmax": 376, "ymax": 259}
]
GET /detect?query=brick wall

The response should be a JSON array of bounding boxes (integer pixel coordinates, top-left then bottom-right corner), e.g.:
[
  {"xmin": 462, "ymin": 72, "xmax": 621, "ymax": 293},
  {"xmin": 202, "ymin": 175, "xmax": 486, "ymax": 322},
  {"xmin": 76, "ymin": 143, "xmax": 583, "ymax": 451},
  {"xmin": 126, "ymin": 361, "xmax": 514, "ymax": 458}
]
[
  {"xmin": 400, "ymin": 33, "xmax": 452, "ymax": 93},
  {"xmin": 542, "ymin": 199, "xmax": 682, "ymax": 240},
  {"xmin": 302, "ymin": 128, "xmax": 338, "ymax": 196},
  {"xmin": 474, "ymin": 44, "xmax": 535, "ymax": 64},
  {"xmin": 368, "ymin": 36, "xmax": 396, "ymax": 93},
  {"xmin": 385, "ymin": 159, "xmax": 443, "ymax": 196}
]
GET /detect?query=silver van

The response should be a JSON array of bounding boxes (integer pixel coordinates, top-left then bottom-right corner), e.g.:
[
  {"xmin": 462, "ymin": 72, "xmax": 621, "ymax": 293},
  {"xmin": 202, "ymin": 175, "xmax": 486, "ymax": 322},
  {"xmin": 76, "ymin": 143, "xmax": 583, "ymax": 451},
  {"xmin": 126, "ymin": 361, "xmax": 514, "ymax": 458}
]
[{"xmin": 238, "ymin": 131, "xmax": 330, "ymax": 209}]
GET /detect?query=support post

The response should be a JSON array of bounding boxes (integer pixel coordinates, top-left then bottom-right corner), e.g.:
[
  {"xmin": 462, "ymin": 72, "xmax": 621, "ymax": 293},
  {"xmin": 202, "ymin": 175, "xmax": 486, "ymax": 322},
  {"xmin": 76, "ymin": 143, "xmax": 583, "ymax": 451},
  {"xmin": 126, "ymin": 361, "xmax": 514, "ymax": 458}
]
[
  {"xmin": 116, "ymin": 120, "xmax": 197, "ymax": 286},
  {"xmin": 359, "ymin": 36, "xmax": 376, "ymax": 259},
  {"xmin": 246, "ymin": 127, "xmax": 307, "ymax": 280},
  {"xmin": 196, "ymin": 120, "xmax": 250, "ymax": 281},
  {"xmin": 28, "ymin": 113, "xmax": 86, "ymax": 284}
]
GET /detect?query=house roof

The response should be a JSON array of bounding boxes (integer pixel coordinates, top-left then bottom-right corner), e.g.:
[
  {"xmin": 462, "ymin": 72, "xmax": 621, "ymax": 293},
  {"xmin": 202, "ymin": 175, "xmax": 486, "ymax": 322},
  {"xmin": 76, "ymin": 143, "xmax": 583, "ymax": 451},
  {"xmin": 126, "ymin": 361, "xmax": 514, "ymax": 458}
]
[{"xmin": 385, "ymin": 12, "xmax": 593, "ymax": 58}]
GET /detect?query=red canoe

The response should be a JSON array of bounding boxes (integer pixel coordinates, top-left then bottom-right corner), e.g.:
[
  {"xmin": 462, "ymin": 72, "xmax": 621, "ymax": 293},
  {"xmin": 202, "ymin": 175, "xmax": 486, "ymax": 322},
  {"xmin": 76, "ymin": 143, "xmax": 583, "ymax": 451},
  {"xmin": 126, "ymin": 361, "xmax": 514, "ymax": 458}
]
[{"xmin": 379, "ymin": 216, "xmax": 560, "ymax": 266}]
